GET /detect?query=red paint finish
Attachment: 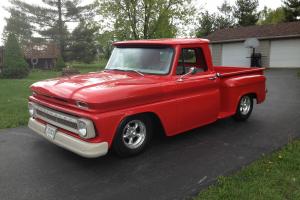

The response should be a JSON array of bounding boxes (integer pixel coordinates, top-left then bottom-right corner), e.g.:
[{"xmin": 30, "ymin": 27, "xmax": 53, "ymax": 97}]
[{"xmin": 29, "ymin": 39, "xmax": 266, "ymax": 147}]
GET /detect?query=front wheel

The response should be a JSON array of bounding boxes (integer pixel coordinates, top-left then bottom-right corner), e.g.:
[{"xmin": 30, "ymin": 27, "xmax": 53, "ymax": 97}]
[
  {"xmin": 233, "ymin": 95, "xmax": 253, "ymax": 121},
  {"xmin": 113, "ymin": 115, "xmax": 152, "ymax": 157}
]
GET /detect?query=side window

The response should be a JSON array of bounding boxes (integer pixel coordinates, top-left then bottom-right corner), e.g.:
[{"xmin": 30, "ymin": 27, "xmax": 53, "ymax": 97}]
[
  {"xmin": 179, "ymin": 49, "xmax": 196, "ymax": 64},
  {"xmin": 176, "ymin": 48, "xmax": 208, "ymax": 75}
]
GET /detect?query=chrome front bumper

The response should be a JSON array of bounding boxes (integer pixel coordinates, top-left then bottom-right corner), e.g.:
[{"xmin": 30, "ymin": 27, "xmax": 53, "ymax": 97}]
[{"xmin": 28, "ymin": 118, "xmax": 108, "ymax": 158}]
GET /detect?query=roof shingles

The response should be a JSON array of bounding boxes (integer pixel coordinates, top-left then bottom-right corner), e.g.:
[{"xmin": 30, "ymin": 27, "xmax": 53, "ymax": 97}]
[{"xmin": 207, "ymin": 21, "xmax": 300, "ymax": 43}]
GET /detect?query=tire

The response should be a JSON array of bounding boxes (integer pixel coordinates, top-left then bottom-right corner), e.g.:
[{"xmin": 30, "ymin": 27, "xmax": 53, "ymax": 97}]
[
  {"xmin": 233, "ymin": 95, "xmax": 253, "ymax": 121},
  {"xmin": 113, "ymin": 115, "xmax": 152, "ymax": 157}
]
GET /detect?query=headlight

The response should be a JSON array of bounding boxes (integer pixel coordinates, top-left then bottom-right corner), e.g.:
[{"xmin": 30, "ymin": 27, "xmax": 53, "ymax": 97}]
[
  {"xmin": 77, "ymin": 120, "xmax": 87, "ymax": 137},
  {"xmin": 28, "ymin": 102, "xmax": 35, "ymax": 117}
]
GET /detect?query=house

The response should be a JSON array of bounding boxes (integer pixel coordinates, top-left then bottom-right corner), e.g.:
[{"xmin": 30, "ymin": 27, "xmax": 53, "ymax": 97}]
[
  {"xmin": 207, "ymin": 21, "xmax": 300, "ymax": 68},
  {"xmin": 23, "ymin": 43, "xmax": 60, "ymax": 69}
]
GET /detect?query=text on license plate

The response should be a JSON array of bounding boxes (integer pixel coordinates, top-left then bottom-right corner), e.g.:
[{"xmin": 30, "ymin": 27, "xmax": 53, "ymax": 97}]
[{"xmin": 45, "ymin": 124, "xmax": 57, "ymax": 140}]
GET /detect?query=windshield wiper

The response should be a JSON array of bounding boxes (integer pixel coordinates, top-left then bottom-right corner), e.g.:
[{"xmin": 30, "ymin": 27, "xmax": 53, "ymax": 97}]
[
  {"xmin": 125, "ymin": 69, "xmax": 144, "ymax": 76},
  {"xmin": 107, "ymin": 68, "xmax": 144, "ymax": 76}
]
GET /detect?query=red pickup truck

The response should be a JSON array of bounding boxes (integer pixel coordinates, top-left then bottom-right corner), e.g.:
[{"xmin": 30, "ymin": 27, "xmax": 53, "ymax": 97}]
[{"xmin": 28, "ymin": 39, "xmax": 266, "ymax": 158}]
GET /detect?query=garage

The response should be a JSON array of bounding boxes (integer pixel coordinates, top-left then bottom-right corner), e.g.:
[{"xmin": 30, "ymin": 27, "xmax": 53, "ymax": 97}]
[
  {"xmin": 208, "ymin": 21, "xmax": 300, "ymax": 68},
  {"xmin": 270, "ymin": 39, "xmax": 300, "ymax": 68},
  {"xmin": 221, "ymin": 43, "xmax": 251, "ymax": 67}
]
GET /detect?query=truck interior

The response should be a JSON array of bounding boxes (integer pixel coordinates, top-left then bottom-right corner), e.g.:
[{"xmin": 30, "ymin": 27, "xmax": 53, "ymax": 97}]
[{"xmin": 176, "ymin": 48, "xmax": 208, "ymax": 75}]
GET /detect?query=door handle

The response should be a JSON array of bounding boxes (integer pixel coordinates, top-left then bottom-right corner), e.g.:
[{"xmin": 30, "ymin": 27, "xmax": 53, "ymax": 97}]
[{"xmin": 208, "ymin": 76, "xmax": 217, "ymax": 80}]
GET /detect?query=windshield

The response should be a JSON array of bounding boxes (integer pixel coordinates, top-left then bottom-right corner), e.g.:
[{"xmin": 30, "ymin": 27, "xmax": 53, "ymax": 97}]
[{"xmin": 105, "ymin": 47, "xmax": 174, "ymax": 75}]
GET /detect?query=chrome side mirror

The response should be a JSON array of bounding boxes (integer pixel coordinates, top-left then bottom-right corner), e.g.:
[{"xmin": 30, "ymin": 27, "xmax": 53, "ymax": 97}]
[{"xmin": 178, "ymin": 67, "xmax": 197, "ymax": 82}]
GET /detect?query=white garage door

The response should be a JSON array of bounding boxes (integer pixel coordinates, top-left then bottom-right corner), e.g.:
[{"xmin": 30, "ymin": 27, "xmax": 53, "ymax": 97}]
[
  {"xmin": 222, "ymin": 43, "xmax": 251, "ymax": 67},
  {"xmin": 270, "ymin": 39, "xmax": 300, "ymax": 68}
]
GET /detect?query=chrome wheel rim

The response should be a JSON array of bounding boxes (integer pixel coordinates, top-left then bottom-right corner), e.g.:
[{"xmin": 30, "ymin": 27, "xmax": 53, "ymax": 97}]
[
  {"xmin": 240, "ymin": 96, "xmax": 251, "ymax": 115},
  {"xmin": 122, "ymin": 120, "xmax": 146, "ymax": 149}
]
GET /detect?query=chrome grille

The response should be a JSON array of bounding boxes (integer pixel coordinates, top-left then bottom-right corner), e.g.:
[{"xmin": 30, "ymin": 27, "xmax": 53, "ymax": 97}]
[
  {"xmin": 36, "ymin": 109, "xmax": 78, "ymax": 129},
  {"xmin": 33, "ymin": 103, "xmax": 79, "ymax": 133}
]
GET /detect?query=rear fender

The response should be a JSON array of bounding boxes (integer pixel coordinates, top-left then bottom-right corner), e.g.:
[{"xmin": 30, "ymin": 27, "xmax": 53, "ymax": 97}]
[{"xmin": 220, "ymin": 75, "xmax": 266, "ymax": 115}]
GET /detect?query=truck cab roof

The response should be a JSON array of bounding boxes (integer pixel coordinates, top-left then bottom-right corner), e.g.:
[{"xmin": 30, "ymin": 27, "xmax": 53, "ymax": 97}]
[{"xmin": 114, "ymin": 38, "xmax": 210, "ymax": 46}]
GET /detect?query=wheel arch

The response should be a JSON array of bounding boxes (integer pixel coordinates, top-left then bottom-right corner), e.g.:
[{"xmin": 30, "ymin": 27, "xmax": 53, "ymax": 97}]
[
  {"xmin": 122, "ymin": 111, "xmax": 167, "ymax": 137},
  {"xmin": 109, "ymin": 111, "xmax": 167, "ymax": 145},
  {"xmin": 246, "ymin": 92, "xmax": 258, "ymax": 103}
]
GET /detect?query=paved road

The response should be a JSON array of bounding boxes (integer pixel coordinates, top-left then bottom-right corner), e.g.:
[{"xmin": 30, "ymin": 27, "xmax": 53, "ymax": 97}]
[{"xmin": 0, "ymin": 69, "xmax": 299, "ymax": 200}]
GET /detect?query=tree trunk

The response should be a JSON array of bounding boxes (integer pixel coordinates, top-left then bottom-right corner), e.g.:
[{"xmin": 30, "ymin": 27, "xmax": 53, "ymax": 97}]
[{"xmin": 57, "ymin": 0, "xmax": 64, "ymax": 58}]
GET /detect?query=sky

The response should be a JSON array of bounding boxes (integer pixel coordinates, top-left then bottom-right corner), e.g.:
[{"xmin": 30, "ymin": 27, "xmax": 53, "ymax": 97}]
[
  {"xmin": 0, "ymin": 0, "xmax": 283, "ymax": 45},
  {"xmin": 197, "ymin": 0, "xmax": 282, "ymax": 12}
]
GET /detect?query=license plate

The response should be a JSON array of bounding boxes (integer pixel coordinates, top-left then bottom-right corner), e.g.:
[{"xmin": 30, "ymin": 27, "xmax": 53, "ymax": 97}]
[{"xmin": 45, "ymin": 124, "xmax": 57, "ymax": 140}]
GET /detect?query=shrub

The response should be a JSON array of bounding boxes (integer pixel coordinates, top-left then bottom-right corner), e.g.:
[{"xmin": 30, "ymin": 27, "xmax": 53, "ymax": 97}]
[
  {"xmin": 1, "ymin": 34, "xmax": 29, "ymax": 79},
  {"xmin": 62, "ymin": 66, "xmax": 80, "ymax": 76},
  {"xmin": 1, "ymin": 67, "xmax": 29, "ymax": 79},
  {"xmin": 56, "ymin": 54, "xmax": 66, "ymax": 71}
]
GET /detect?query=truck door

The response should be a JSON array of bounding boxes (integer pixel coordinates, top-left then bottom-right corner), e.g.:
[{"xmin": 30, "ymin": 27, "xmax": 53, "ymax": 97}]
[{"xmin": 174, "ymin": 47, "xmax": 220, "ymax": 133}]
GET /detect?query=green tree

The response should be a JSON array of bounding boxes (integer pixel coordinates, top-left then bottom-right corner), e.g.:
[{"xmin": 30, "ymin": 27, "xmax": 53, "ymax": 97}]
[
  {"xmin": 98, "ymin": 0, "xmax": 194, "ymax": 40},
  {"xmin": 2, "ymin": 9, "xmax": 33, "ymax": 45},
  {"xmin": 195, "ymin": 11, "xmax": 217, "ymax": 37},
  {"xmin": 283, "ymin": 0, "xmax": 300, "ymax": 21},
  {"xmin": 195, "ymin": 1, "xmax": 235, "ymax": 38},
  {"xmin": 56, "ymin": 54, "xmax": 65, "ymax": 70},
  {"xmin": 215, "ymin": 0, "xmax": 235, "ymax": 29},
  {"xmin": 69, "ymin": 22, "xmax": 98, "ymax": 63},
  {"xmin": 9, "ymin": 0, "xmax": 94, "ymax": 57},
  {"xmin": 97, "ymin": 31, "xmax": 115, "ymax": 60},
  {"xmin": 233, "ymin": 0, "xmax": 260, "ymax": 26},
  {"xmin": 150, "ymin": 12, "xmax": 178, "ymax": 38},
  {"xmin": 1, "ymin": 34, "xmax": 29, "ymax": 79},
  {"xmin": 258, "ymin": 6, "xmax": 286, "ymax": 25}
]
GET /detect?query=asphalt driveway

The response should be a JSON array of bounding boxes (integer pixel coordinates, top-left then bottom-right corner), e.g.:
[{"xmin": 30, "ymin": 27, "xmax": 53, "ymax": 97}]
[{"xmin": 0, "ymin": 69, "xmax": 299, "ymax": 200}]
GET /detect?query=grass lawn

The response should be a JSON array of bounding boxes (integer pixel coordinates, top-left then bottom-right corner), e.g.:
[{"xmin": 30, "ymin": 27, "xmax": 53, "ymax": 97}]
[
  {"xmin": 67, "ymin": 60, "xmax": 107, "ymax": 74},
  {"xmin": 0, "ymin": 62, "xmax": 106, "ymax": 129},
  {"xmin": 195, "ymin": 140, "xmax": 300, "ymax": 200}
]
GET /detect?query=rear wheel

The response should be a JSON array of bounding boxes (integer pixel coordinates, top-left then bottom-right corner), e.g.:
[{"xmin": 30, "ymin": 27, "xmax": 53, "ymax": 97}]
[
  {"xmin": 113, "ymin": 115, "xmax": 152, "ymax": 157},
  {"xmin": 233, "ymin": 95, "xmax": 253, "ymax": 121}
]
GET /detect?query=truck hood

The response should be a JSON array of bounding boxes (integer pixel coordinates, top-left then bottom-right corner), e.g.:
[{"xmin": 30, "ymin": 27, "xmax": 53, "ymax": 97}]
[{"xmin": 30, "ymin": 71, "xmax": 165, "ymax": 108}]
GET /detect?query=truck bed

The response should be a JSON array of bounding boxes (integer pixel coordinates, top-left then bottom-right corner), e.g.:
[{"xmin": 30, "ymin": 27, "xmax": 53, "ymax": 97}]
[{"xmin": 214, "ymin": 66, "xmax": 265, "ymax": 78}]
